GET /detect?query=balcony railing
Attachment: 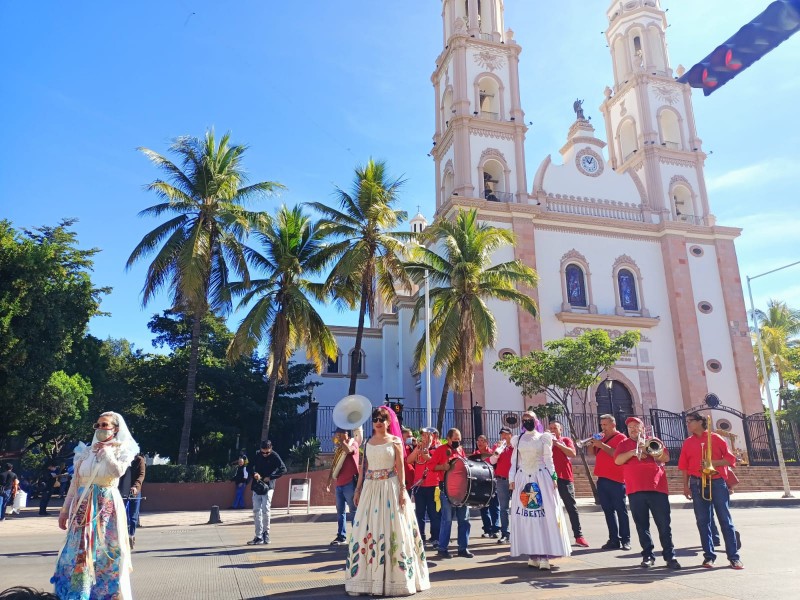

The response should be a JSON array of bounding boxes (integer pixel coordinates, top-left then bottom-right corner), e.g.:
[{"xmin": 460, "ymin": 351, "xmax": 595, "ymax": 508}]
[
  {"xmin": 544, "ymin": 195, "xmax": 644, "ymax": 221},
  {"xmin": 478, "ymin": 110, "xmax": 500, "ymax": 121},
  {"xmin": 676, "ymin": 213, "xmax": 708, "ymax": 226}
]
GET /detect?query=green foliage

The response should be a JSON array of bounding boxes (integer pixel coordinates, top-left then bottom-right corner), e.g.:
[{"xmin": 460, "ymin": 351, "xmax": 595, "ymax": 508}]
[
  {"xmin": 495, "ymin": 329, "xmax": 641, "ymax": 412},
  {"xmin": 0, "ymin": 219, "xmax": 106, "ymax": 449},
  {"xmin": 528, "ymin": 403, "xmax": 564, "ymax": 420},
  {"xmin": 146, "ymin": 464, "xmax": 216, "ymax": 483},
  {"xmin": 288, "ymin": 438, "xmax": 322, "ymax": 471}
]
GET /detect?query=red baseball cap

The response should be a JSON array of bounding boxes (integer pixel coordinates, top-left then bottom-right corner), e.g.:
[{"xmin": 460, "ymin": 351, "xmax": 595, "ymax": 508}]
[{"xmin": 625, "ymin": 417, "xmax": 643, "ymax": 426}]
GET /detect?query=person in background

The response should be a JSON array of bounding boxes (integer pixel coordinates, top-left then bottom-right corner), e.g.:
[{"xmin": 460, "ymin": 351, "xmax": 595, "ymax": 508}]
[
  {"xmin": 470, "ymin": 435, "xmax": 500, "ymax": 539},
  {"xmin": 38, "ymin": 463, "xmax": 59, "ymax": 516},
  {"xmin": 488, "ymin": 427, "xmax": 513, "ymax": 543},
  {"xmin": 401, "ymin": 426, "xmax": 416, "ymax": 492},
  {"xmin": 548, "ymin": 421, "xmax": 589, "ymax": 548},
  {"xmin": 231, "ymin": 457, "xmax": 248, "ymax": 509},
  {"xmin": 119, "ymin": 452, "xmax": 146, "ymax": 549},
  {"xmin": 326, "ymin": 427, "xmax": 359, "ymax": 546},
  {"xmin": 247, "ymin": 440, "xmax": 286, "ymax": 545},
  {"xmin": 591, "ymin": 414, "xmax": 631, "ymax": 551},
  {"xmin": 0, "ymin": 463, "xmax": 18, "ymax": 521}
]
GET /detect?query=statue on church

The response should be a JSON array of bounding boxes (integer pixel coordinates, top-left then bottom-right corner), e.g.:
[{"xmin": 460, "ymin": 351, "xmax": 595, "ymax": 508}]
[{"xmin": 573, "ymin": 98, "xmax": 585, "ymax": 121}]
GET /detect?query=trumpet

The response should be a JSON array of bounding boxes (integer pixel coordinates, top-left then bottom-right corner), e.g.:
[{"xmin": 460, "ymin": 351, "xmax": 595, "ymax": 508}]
[
  {"xmin": 701, "ymin": 415, "xmax": 717, "ymax": 501},
  {"xmin": 576, "ymin": 433, "xmax": 603, "ymax": 448}
]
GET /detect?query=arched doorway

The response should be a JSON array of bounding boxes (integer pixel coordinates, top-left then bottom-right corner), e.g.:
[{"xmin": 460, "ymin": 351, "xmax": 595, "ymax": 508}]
[{"xmin": 594, "ymin": 380, "xmax": 634, "ymax": 423}]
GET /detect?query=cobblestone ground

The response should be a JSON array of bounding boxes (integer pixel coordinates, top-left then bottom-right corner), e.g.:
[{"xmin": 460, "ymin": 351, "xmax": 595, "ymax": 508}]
[{"xmin": 1, "ymin": 504, "xmax": 798, "ymax": 599}]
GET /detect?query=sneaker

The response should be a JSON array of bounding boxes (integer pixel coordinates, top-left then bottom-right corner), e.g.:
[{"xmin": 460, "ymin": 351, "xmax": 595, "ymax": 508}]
[
  {"xmin": 640, "ymin": 556, "xmax": 656, "ymax": 568},
  {"xmin": 666, "ymin": 559, "xmax": 682, "ymax": 570},
  {"xmin": 330, "ymin": 537, "xmax": 343, "ymax": 546},
  {"xmin": 481, "ymin": 533, "xmax": 490, "ymax": 538},
  {"xmin": 457, "ymin": 549, "xmax": 474, "ymax": 558},
  {"xmin": 601, "ymin": 540, "xmax": 621, "ymax": 550},
  {"xmin": 575, "ymin": 536, "xmax": 589, "ymax": 548},
  {"xmin": 702, "ymin": 558, "xmax": 715, "ymax": 568},
  {"xmin": 735, "ymin": 531, "xmax": 742, "ymax": 550},
  {"xmin": 498, "ymin": 536, "xmax": 509, "ymax": 544},
  {"xmin": 489, "ymin": 532, "xmax": 499, "ymax": 539},
  {"xmin": 621, "ymin": 541, "xmax": 632, "ymax": 550},
  {"xmin": 262, "ymin": 534, "xmax": 270, "ymax": 545},
  {"xmin": 729, "ymin": 559, "xmax": 744, "ymax": 570},
  {"xmin": 538, "ymin": 558, "xmax": 551, "ymax": 570},
  {"xmin": 437, "ymin": 549, "xmax": 452, "ymax": 559},
  {"xmin": 247, "ymin": 537, "xmax": 263, "ymax": 545},
  {"xmin": 527, "ymin": 558, "xmax": 540, "ymax": 568}
]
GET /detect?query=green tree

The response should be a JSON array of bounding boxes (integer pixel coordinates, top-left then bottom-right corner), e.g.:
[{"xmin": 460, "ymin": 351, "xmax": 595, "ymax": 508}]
[
  {"xmin": 495, "ymin": 328, "xmax": 641, "ymax": 498},
  {"xmin": 0, "ymin": 219, "xmax": 105, "ymax": 449},
  {"xmin": 404, "ymin": 209, "xmax": 539, "ymax": 432},
  {"xmin": 127, "ymin": 131, "xmax": 283, "ymax": 464},
  {"xmin": 753, "ymin": 299, "xmax": 800, "ymax": 410},
  {"xmin": 307, "ymin": 159, "xmax": 413, "ymax": 395},
  {"xmin": 227, "ymin": 205, "xmax": 338, "ymax": 442}
]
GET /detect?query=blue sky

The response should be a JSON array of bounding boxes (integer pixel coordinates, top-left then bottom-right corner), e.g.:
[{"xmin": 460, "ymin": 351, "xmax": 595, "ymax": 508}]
[{"xmin": 2, "ymin": 1, "xmax": 798, "ymax": 352}]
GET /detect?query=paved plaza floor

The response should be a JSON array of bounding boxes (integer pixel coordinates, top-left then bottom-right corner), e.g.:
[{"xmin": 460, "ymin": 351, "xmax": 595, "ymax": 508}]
[{"xmin": 1, "ymin": 498, "xmax": 799, "ymax": 599}]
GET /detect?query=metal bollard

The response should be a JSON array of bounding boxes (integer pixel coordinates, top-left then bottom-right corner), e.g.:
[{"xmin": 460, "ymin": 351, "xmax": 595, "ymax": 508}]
[{"xmin": 207, "ymin": 504, "xmax": 222, "ymax": 524}]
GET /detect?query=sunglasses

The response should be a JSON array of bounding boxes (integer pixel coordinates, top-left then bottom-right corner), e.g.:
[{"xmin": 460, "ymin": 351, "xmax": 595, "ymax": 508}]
[
  {"xmin": 372, "ymin": 417, "xmax": 387, "ymax": 423},
  {"xmin": 93, "ymin": 423, "xmax": 115, "ymax": 430}
]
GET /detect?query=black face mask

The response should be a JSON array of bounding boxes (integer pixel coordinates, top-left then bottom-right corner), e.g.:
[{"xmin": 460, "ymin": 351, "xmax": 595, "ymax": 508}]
[
  {"xmin": 522, "ymin": 421, "xmax": 536, "ymax": 432},
  {"xmin": 450, "ymin": 440, "xmax": 461, "ymax": 449}
]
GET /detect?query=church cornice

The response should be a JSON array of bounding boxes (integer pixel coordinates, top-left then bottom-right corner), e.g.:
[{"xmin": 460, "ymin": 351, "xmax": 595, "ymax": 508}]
[
  {"xmin": 556, "ymin": 312, "xmax": 660, "ymax": 329},
  {"xmin": 433, "ymin": 33, "xmax": 521, "ymax": 81}
]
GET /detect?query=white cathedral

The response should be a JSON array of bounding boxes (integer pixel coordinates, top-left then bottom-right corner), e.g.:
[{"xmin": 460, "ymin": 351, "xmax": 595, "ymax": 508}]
[{"xmin": 307, "ymin": 0, "xmax": 761, "ymax": 438}]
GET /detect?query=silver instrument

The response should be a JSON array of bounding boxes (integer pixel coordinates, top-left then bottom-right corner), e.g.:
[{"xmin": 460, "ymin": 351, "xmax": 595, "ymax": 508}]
[{"xmin": 576, "ymin": 433, "xmax": 603, "ymax": 448}]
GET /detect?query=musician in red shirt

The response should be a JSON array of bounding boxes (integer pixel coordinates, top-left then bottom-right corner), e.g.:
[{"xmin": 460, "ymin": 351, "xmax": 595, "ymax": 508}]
[
  {"xmin": 432, "ymin": 428, "xmax": 472, "ymax": 559},
  {"xmin": 678, "ymin": 412, "xmax": 742, "ymax": 569},
  {"xmin": 591, "ymin": 414, "xmax": 631, "ymax": 550},
  {"xmin": 325, "ymin": 428, "xmax": 359, "ymax": 545},
  {"xmin": 407, "ymin": 427, "xmax": 441, "ymax": 549},
  {"xmin": 488, "ymin": 426, "xmax": 513, "ymax": 543},
  {"xmin": 548, "ymin": 421, "xmax": 588, "ymax": 547},
  {"xmin": 470, "ymin": 435, "xmax": 500, "ymax": 538},
  {"xmin": 614, "ymin": 417, "xmax": 680, "ymax": 569}
]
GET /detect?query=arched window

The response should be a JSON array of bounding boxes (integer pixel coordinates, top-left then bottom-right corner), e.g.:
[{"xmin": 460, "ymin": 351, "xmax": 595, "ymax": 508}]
[
  {"xmin": 618, "ymin": 269, "xmax": 639, "ymax": 311},
  {"xmin": 349, "ymin": 349, "xmax": 365, "ymax": 376},
  {"xmin": 659, "ymin": 109, "xmax": 682, "ymax": 149},
  {"xmin": 565, "ymin": 264, "xmax": 587, "ymax": 308},
  {"xmin": 619, "ymin": 120, "xmax": 638, "ymax": 162},
  {"xmin": 327, "ymin": 354, "xmax": 340, "ymax": 374}
]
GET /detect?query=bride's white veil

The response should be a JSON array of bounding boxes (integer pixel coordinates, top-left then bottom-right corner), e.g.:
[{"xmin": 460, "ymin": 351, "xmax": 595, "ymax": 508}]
[{"xmin": 88, "ymin": 411, "xmax": 140, "ymax": 466}]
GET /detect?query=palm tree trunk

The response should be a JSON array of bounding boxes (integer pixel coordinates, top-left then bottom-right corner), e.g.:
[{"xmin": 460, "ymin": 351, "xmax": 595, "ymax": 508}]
[
  {"xmin": 348, "ymin": 278, "xmax": 370, "ymax": 396},
  {"xmin": 436, "ymin": 380, "xmax": 450, "ymax": 434},
  {"xmin": 178, "ymin": 312, "xmax": 203, "ymax": 465},
  {"xmin": 260, "ymin": 374, "xmax": 279, "ymax": 443}
]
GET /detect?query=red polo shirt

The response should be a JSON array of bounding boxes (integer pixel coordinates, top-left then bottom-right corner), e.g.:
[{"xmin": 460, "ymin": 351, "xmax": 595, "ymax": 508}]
[
  {"xmin": 614, "ymin": 437, "xmax": 669, "ymax": 494},
  {"xmin": 491, "ymin": 444, "xmax": 513, "ymax": 479},
  {"xmin": 593, "ymin": 431, "xmax": 626, "ymax": 483},
  {"xmin": 413, "ymin": 443, "xmax": 441, "ymax": 487},
  {"xmin": 335, "ymin": 440, "xmax": 360, "ymax": 487},
  {"xmin": 678, "ymin": 432, "xmax": 736, "ymax": 479},
  {"xmin": 552, "ymin": 436, "xmax": 576, "ymax": 482},
  {"xmin": 431, "ymin": 443, "xmax": 466, "ymax": 479}
]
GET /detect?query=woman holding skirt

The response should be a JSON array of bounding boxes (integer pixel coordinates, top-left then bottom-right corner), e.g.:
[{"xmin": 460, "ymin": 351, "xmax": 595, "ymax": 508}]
[
  {"xmin": 509, "ymin": 412, "xmax": 572, "ymax": 570},
  {"xmin": 344, "ymin": 405, "xmax": 430, "ymax": 597}
]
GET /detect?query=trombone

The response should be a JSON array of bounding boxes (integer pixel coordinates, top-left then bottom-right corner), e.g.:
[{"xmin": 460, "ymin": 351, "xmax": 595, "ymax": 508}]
[
  {"xmin": 636, "ymin": 426, "xmax": 665, "ymax": 461},
  {"xmin": 700, "ymin": 416, "xmax": 717, "ymax": 501}
]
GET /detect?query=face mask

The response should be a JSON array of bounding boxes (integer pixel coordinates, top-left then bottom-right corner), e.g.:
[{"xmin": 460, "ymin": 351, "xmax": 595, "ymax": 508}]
[
  {"xmin": 450, "ymin": 441, "xmax": 460, "ymax": 449},
  {"xmin": 96, "ymin": 429, "xmax": 115, "ymax": 442},
  {"xmin": 522, "ymin": 421, "xmax": 536, "ymax": 432}
]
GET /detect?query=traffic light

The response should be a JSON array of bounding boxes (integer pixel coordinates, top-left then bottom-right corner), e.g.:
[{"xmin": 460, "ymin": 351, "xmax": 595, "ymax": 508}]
[
  {"xmin": 390, "ymin": 401, "xmax": 403, "ymax": 424},
  {"xmin": 678, "ymin": 0, "xmax": 800, "ymax": 96}
]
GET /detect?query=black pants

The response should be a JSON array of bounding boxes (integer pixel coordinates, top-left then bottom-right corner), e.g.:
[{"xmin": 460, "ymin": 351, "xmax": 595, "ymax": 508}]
[
  {"xmin": 628, "ymin": 491, "xmax": 674, "ymax": 561},
  {"xmin": 39, "ymin": 490, "xmax": 53, "ymax": 514},
  {"xmin": 557, "ymin": 478, "xmax": 583, "ymax": 538}
]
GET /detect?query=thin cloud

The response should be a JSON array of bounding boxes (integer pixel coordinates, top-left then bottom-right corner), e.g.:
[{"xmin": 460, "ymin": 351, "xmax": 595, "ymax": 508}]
[{"xmin": 707, "ymin": 158, "xmax": 792, "ymax": 192}]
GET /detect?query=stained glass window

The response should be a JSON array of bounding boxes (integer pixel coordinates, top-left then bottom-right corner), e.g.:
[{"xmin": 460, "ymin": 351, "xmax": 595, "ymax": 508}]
[
  {"xmin": 618, "ymin": 269, "xmax": 639, "ymax": 311},
  {"xmin": 565, "ymin": 264, "xmax": 587, "ymax": 307}
]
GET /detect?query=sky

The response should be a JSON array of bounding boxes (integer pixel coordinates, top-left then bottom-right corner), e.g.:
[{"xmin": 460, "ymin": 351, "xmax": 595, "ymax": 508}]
[{"xmin": 2, "ymin": 0, "xmax": 799, "ymax": 353}]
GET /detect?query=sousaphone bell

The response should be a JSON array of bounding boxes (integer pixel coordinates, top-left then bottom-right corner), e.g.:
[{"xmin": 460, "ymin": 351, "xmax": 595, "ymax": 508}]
[{"xmin": 332, "ymin": 394, "xmax": 373, "ymax": 431}]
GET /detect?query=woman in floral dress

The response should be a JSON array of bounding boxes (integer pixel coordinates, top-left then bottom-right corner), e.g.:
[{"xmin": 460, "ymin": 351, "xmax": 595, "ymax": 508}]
[
  {"xmin": 345, "ymin": 406, "xmax": 430, "ymax": 597},
  {"xmin": 52, "ymin": 411, "xmax": 139, "ymax": 599}
]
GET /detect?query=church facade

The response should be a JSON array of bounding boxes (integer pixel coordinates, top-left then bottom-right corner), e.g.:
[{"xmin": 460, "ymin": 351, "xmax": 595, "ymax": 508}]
[{"xmin": 308, "ymin": 0, "xmax": 761, "ymax": 439}]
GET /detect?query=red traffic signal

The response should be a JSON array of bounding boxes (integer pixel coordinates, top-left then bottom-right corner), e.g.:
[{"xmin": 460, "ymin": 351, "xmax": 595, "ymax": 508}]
[{"xmin": 678, "ymin": 0, "xmax": 800, "ymax": 95}]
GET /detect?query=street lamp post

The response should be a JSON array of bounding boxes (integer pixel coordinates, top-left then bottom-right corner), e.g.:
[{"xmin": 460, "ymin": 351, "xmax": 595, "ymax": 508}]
[
  {"xmin": 424, "ymin": 269, "xmax": 432, "ymax": 429},
  {"xmin": 746, "ymin": 259, "xmax": 799, "ymax": 498},
  {"xmin": 604, "ymin": 376, "xmax": 614, "ymax": 417}
]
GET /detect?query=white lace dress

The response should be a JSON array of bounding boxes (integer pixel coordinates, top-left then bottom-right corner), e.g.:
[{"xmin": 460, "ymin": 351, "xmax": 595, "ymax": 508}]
[
  {"xmin": 509, "ymin": 431, "xmax": 572, "ymax": 558},
  {"xmin": 344, "ymin": 441, "xmax": 430, "ymax": 596}
]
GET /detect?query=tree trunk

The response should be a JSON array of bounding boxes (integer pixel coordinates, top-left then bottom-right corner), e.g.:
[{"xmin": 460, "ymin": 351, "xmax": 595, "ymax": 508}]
[
  {"xmin": 436, "ymin": 380, "xmax": 450, "ymax": 434},
  {"xmin": 564, "ymin": 409, "xmax": 599, "ymax": 503},
  {"xmin": 260, "ymin": 374, "xmax": 279, "ymax": 444},
  {"xmin": 348, "ymin": 277, "xmax": 370, "ymax": 396},
  {"xmin": 178, "ymin": 312, "xmax": 203, "ymax": 465}
]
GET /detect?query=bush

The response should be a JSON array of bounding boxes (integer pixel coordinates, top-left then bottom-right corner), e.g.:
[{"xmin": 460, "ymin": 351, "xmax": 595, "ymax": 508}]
[
  {"xmin": 146, "ymin": 464, "xmax": 215, "ymax": 483},
  {"xmin": 288, "ymin": 438, "xmax": 322, "ymax": 472}
]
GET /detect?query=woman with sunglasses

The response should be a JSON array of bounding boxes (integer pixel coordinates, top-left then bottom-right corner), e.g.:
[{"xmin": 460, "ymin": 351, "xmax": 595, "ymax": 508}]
[
  {"xmin": 52, "ymin": 412, "xmax": 139, "ymax": 599},
  {"xmin": 508, "ymin": 412, "xmax": 571, "ymax": 570},
  {"xmin": 344, "ymin": 406, "xmax": 430, "ymax": 597}
]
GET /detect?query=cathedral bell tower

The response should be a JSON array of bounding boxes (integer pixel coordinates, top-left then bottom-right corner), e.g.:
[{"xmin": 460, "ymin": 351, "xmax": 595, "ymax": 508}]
[
  {"xmin": 599, "ymin": 0, "xmax": 713, "ymax": 227},
  {"xmin": 432, "ymin": 0, "xmax": 530, "ymax": 213}
]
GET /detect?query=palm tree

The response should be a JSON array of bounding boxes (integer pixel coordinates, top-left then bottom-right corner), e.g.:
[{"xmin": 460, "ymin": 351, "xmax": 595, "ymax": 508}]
[
  {"xmin": 404, "ymin": 209, "xmax": 539, "ymax": 431},
  {"xmin": 753, "ymin": 299, "xmax": 800, "ymax": 410},
  {"xmin": 227, "ymin": 205, "xmax": 339, "ymax": 442},
  {"xmin": 127, "ymin": 130, "xmax": 283, "ymax": 464},
  {"xmin": 306, "ymin": 159, "xmax": 414, "ymax": 395}
]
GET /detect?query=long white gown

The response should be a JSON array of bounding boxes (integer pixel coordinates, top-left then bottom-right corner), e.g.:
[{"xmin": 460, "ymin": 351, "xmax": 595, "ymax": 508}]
[
  {"xmin": 509, "ymin": 431, "xmax": 572, "ymax": 558},
  {"xmin": 344, "ymin": 441, "xmax": 430, "ymax": 597}
]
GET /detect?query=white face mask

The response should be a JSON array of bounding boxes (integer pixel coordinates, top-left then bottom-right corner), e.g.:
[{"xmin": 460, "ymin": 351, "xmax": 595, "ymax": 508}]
[{"xmin": 96, "ymin": 429, "xmax": 115, "ymax": 442}]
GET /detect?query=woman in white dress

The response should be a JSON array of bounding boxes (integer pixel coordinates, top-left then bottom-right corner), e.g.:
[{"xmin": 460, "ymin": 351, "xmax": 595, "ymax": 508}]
[
  {"xmin": 344, "ymin": 406, "xmax": 430, "ymax": 597},
  {"xmin": 52, "ymin": 411, "xmax": 139, "ymax": 599},
  {"xmin": 509, "ymin": 412, "xmax": 572, "ymax": 570}
]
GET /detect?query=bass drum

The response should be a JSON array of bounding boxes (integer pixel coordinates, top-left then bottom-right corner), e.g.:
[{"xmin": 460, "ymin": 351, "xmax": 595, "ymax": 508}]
[{"xmin": 444, "ymin": 456, "xmax": 495, "ymax": 508}]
